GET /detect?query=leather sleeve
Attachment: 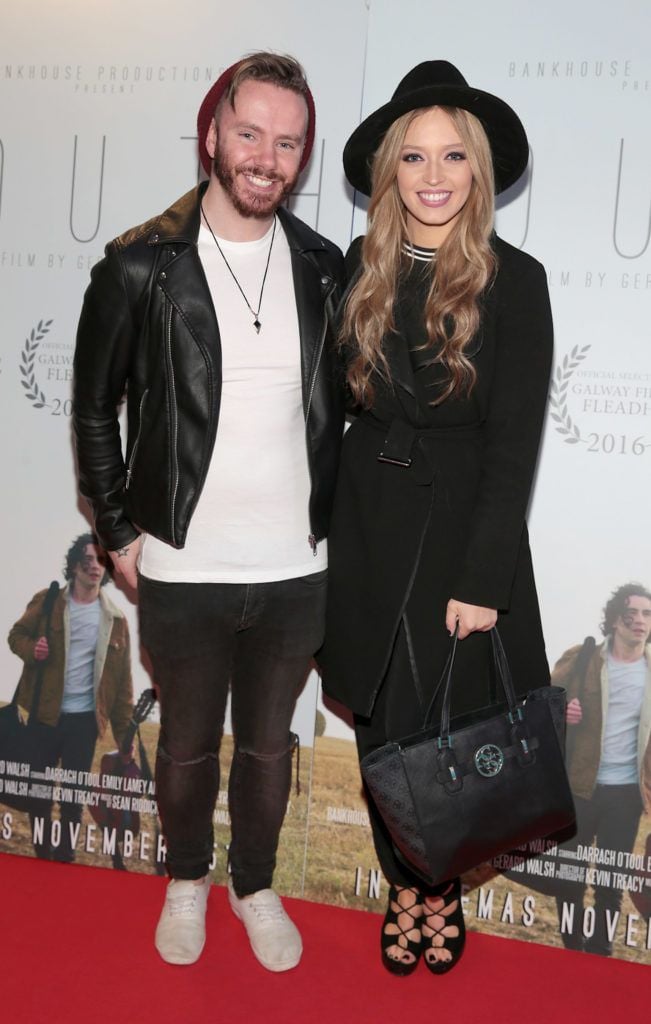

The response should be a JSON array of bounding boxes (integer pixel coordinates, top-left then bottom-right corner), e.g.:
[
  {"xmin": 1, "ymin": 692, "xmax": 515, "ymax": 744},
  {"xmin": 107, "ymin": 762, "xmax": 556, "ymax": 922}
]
[
  {"xmin": 326, "ymin": 244, "xmax": 349, "ymax": 391},
  {"xmin": 73, "ymin": 243, "xmax": 141, "ymax": 551},
  {"xmin": 337, "ymin": 236, "xmax": 365, "ymax": 413}
]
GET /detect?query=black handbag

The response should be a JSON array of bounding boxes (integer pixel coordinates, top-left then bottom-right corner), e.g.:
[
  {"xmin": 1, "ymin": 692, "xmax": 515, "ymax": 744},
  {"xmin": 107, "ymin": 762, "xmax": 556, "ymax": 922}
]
[
  {"xmin": 0, "ymin": 582, "xmax": 60, "ymax": 812},
  {"xmin": 360, "ymin": 627, "xmax": 576, "ymax": 887}
]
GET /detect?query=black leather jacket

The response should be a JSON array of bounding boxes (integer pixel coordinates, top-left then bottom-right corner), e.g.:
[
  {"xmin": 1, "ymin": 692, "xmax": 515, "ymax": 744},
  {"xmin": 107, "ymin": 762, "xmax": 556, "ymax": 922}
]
[{"xmin": 73, "ymin": 184, "xmax": 346, "ymax": 552}]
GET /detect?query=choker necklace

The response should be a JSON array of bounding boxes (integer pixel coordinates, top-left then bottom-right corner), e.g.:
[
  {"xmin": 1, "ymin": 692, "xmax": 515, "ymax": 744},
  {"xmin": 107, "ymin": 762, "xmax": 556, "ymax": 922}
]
[
  {"xmin": 200, "ymin": 201, "xmax": 276, "ymax": 334},
  {"xmin": 402, "ymin": 241, "xmax": 438, "ymax": 263}
]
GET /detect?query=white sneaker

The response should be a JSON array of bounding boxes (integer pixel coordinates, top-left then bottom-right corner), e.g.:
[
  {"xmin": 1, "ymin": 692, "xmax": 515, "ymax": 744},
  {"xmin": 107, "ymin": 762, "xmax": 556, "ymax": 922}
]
[
  {"xmin": 228, "ymin": 878, "xmax": 303, "ymax": 972},
  {"xmin": 155, "ymin": 875, "xmax": 211, "ymax": 965}
]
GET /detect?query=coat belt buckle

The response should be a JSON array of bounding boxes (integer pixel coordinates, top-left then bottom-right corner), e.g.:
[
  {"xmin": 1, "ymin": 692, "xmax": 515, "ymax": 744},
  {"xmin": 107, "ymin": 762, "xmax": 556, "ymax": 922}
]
[
  {"xmin": 377, "ymin": 419, "xmax": 415, "ymax": 468},
  {"xmin": 377, "ymin": 451, "xmax": 412, "ymax": 468}
]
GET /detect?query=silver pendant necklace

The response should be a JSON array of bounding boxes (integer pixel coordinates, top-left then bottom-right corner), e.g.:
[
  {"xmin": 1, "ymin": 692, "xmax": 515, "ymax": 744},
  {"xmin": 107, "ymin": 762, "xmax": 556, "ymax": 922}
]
[{"xmin": 200, "ymin": 201, "xmax": 276, "ymax": 334}]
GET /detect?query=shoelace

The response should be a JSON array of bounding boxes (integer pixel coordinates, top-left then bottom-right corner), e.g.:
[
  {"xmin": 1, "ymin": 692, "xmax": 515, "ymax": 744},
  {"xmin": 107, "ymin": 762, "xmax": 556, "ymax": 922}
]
[
  {"xmin": 247, "ymin": 897, "xmax": 286, "ymax": 925},
  {"xmin": 168, "ymin": 892, "xmax": 200, "ymax": 917}
]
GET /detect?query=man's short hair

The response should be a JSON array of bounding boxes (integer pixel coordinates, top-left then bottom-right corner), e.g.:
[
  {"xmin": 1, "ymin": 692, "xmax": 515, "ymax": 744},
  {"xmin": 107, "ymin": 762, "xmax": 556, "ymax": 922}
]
[
  {"xmin": 197, "ymin": 52, "xmax": 315, "ymax": 176},
  {"xmin": 217, "ymin": 52, "xmax": 310, "ymax": 118},
  {"xmin": 601, "ymin": 582, "xmax": 651, "ymax": 637},
  {"xmin": 64, "ymin": 532, "xmax": 108, "ymax": 586}
]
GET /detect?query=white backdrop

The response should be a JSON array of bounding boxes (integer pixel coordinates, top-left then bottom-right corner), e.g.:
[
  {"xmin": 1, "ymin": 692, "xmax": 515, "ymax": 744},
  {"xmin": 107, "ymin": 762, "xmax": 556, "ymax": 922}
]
[{"xmin": 1, "ymin": 0, "xmax": 650, "ymax": 961}]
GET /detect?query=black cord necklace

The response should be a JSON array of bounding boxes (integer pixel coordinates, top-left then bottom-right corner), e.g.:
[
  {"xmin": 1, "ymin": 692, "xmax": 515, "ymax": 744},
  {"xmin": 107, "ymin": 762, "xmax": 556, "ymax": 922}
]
[{"xmin": 200, "ymin": 201, "xmax": 276, "ymax": 334}]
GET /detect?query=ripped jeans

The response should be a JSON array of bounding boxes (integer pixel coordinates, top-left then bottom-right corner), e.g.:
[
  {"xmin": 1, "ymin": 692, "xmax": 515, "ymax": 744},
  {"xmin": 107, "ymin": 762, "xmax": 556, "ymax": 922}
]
[{"xmin": 138, "ymin": 571, "xmax": 327, "ymax": 896}]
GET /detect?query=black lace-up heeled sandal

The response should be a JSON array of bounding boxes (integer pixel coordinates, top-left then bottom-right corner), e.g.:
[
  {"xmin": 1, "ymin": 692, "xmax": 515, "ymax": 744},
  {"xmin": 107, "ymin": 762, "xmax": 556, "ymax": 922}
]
[
  {"xmin": 421, "ymin": 878, "xmax": 466, "ymax": 975},
  {"xmin": 380, "ymin": 885, "xmax": 423, "ymax": 976}
]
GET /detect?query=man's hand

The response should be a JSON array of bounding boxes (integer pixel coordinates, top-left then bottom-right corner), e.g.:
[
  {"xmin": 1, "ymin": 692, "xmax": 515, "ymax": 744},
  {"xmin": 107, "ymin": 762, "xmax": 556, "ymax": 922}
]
[
  {"xmin": 120, "ymin": 743, "xmax": 135, "ymax": 765},
  {"xmin": 566, "ymin": 697, "xmax": 583, "ymax": 725},
  {"xmin": 34, "ymin": 636, "xmax": 49, "ymax": 661},
  {"xmin": 446, "ymin": 599, "xmax": 498, "ymax": 640},
  {"xmin": 109, "ymin": 537, "xmax": 141, "ymax": 590}
]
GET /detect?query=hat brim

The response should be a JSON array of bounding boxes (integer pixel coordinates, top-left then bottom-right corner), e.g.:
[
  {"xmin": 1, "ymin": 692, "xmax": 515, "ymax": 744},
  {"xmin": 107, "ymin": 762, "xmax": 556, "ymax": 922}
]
[{"xmin": 343, "ymin": 83, "xmax": 529, "ymax": 196}]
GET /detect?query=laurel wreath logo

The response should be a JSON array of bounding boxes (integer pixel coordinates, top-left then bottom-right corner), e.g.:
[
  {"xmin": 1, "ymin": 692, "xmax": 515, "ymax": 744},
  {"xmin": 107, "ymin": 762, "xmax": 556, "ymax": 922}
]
[
  {"xmin": 548, "ymin": 344, "xmax": 591, "ymax": 444},
  {"xmin": 20, "ymin": 319, "xmax": 53, "ymax": 409}
]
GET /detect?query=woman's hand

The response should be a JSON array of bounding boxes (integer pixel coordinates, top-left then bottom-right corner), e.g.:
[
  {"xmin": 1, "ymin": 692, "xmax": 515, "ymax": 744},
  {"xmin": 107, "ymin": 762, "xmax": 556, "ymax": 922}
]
[{"xmin": 445, "ymin": 599, "xmax": 497, "ymax": 640}]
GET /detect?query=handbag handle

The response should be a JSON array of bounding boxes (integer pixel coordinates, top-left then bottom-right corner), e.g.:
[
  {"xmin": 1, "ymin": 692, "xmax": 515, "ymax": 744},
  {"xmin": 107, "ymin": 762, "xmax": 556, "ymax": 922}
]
[{"xmin": 423, "ymin": 626, "xmax": 520, "ymax": 739}]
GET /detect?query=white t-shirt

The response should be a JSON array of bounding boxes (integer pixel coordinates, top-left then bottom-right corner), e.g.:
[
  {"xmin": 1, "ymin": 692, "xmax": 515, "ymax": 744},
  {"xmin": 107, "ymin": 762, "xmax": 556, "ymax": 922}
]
[
  {"xmin": 61, "ymin": 597, "xmax": 100, "ymax": 713},
  {"xmin": 140, "ymin": 219, "xmax": 326, "ymax": 583},
  {"xmin": 597, "ymin": 653, "xmax": 646, "ymax": 785}
]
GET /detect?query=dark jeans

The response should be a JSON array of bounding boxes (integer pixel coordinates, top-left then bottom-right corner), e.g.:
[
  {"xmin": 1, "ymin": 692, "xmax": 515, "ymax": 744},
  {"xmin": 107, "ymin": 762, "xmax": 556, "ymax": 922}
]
[
  {"xmin": 28, "ymin": 711, "xmax": 98, "ymax": 862},
  {"xmin": 555, "ymin": 784, "xmax": 643, "ymax": 955},
  {"xmin": 138, "ymin": 571, "xmax": 327, "ymax": 896}
]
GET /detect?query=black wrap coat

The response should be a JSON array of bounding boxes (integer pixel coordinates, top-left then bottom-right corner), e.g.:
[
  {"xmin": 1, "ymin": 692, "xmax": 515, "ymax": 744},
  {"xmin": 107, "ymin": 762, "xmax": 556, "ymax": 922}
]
[{"xmin": 319, "ymin": 235, "xmax": 553, "ymax": 721}]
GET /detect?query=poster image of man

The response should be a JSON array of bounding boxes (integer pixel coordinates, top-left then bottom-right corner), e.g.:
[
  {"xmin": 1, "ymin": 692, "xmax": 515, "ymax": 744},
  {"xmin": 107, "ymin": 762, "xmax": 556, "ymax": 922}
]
[
  {"xmin": 5, "ymin": 533, "xmax": 134, "ymax": 861},
  {"xmin": 551, "ymin": 582, "xmax": 651, "ymax": 955}
]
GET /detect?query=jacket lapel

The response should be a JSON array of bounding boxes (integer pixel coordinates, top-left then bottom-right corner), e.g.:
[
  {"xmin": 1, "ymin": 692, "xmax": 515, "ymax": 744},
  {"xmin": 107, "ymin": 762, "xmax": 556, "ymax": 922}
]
[
  {"xmin": 386, "ymin": 333, "xmax": 418, "ymax": 400},
  {"xmin": 159, "ymin": 246, "xmax": 220, "ymax": 367},
  {"xmin": 150, "ymin": 184, "xmax": 221, "ymax": 370},
  {"xmin": 384, "ymin": 330, "xmax": 429, "ymax": 424}
]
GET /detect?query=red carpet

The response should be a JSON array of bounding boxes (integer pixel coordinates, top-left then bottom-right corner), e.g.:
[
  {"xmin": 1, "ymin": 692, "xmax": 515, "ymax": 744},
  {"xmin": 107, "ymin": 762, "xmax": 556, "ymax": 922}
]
[{"xmin": 1, "ymin": 853, "xmax": 646, "ymax": 1024}]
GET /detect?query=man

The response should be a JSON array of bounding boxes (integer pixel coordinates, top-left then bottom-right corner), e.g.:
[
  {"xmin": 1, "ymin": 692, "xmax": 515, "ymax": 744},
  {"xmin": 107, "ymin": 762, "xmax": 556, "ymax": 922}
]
[
  {"xmin": 551, "ymin": 583, "xmax": 651, "ymax": 955},
  {"xmin": 73, "ymin": 52, "xmax": 345, "ymax": 969},
  {"xmin": 8, "ymin": 533, "xmax": 133, "ymax": 861}
]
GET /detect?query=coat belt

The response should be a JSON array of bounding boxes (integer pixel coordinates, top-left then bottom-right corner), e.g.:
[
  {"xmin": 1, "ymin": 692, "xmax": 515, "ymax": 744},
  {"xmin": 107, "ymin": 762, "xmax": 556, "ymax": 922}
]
[{"xmin": 359, "ymin": 413, "xmax": 482, "ymax": 469}]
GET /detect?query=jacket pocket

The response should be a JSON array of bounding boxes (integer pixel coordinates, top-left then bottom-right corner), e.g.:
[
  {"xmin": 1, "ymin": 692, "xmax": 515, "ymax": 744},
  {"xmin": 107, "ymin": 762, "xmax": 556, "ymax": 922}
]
[{"xmin": 125, "ymin": 388, "xmax": 150, "ymax": 490}]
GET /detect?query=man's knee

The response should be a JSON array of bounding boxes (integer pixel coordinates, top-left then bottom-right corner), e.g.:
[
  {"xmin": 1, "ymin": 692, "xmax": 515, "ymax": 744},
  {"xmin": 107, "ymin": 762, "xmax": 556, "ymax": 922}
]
[
  {"xmin": 233, "ymin": 737, "xmax": 293, "ymax": 763},
  {"xmin": 157, "ymin": 742, "xmax": 219, "ymax": 768}
]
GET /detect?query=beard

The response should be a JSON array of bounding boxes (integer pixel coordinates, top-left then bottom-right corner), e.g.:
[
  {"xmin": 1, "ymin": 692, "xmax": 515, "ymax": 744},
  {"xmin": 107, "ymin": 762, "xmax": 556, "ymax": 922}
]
[{"xmin": 213, "ymin": 150, "xmax": 297, "ymax": 219}]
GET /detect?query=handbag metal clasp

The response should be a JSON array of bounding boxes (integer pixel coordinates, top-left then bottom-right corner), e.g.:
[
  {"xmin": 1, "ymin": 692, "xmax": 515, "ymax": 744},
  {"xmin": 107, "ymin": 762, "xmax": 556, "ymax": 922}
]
[
  {"xmin": 436, "ymin": 741, "xmax": 462, "ymax": 794},
  {"xmin": 474, "ymin": 743, "xmax": 505, "ymax": 778},
  {"xmin": 516, "ymin": 734, "xmax": 536, "ymax": 766},
  {"xmin": 507, "ymin": 706, "xmax": 525, "ymax": 725}
]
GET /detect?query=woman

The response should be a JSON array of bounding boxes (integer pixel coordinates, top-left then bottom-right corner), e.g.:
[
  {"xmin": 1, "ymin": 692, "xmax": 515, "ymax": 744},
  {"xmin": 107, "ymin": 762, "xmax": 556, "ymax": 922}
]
[{"xmin": 319, "ymin": 61, "xmax": 553, "ymax": 975}]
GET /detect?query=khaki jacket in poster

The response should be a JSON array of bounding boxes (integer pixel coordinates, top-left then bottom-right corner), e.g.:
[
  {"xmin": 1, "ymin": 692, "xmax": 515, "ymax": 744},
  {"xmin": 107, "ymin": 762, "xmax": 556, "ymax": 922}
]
[
  {"xmin": 551, "ymin": 640, "xmax": 651, "ymax": 813},
  {"xmin": 8, "ymin": 586, "xmax": 133, "ymax": 746}
]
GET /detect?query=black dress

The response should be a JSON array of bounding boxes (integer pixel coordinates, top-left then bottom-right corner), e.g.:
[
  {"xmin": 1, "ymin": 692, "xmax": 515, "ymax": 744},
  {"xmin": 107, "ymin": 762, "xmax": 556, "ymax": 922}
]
[{"xmin": 318, "ymin": 236, "xmax": 553, "ymax": 885}]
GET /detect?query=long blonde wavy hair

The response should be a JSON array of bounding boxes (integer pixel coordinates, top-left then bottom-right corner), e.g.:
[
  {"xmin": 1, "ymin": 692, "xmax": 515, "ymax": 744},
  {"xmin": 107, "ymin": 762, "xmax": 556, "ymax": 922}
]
[{"xmin": 343, "ymin": 106, "xmax": 497, "ymax": 407}]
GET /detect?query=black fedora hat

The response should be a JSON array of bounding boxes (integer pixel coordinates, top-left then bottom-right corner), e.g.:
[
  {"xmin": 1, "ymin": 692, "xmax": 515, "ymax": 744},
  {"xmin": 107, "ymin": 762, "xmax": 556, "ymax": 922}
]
[{"xmin": 344, "ymin": 60, "xmax": 529, "ymax": 196}]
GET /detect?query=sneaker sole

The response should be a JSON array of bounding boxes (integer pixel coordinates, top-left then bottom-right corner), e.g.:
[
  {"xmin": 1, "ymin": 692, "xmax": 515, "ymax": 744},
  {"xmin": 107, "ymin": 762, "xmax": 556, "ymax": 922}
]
[
  {"xmin": 155, "ymin": 942, "xmax": 206, "ymax": 966},
  {"xmin": 154, "ymin": 926, "xmax": 206, "ymax": 966}
]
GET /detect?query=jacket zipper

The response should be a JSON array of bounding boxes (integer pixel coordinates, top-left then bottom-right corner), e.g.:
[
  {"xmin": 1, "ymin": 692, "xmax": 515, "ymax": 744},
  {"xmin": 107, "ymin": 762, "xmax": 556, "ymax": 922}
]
[
  {"xmin": 165, "ymin": 304, "xmax": 180, "ymax": 539},
  {"xmin": 305, "ymin": 278, "xmax": 335, "ymax": 556},
  {"xmin": 125, "ymin": 388, "xmax": 150, "ymax": 490}
]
